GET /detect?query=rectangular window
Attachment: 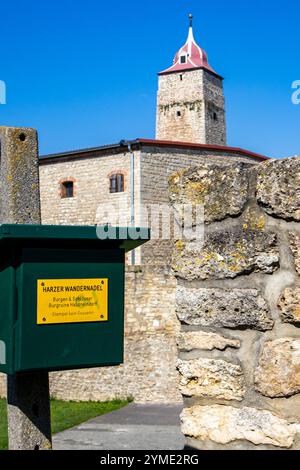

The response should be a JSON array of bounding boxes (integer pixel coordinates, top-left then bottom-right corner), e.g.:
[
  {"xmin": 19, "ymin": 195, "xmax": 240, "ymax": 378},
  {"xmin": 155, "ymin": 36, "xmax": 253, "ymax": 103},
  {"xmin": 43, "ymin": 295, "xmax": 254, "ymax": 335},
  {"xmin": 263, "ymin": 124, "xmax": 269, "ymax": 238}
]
[
  {"xmin": 180, "ymin": 56, "xmax": 187, "ymax": 64},
  {"xmin": 110, "ymin": 174, "xmax": 124, "ymax": 193},
  {"xmin": 61, "ymin": 181, "xmax": 74, "ymax": 198}
]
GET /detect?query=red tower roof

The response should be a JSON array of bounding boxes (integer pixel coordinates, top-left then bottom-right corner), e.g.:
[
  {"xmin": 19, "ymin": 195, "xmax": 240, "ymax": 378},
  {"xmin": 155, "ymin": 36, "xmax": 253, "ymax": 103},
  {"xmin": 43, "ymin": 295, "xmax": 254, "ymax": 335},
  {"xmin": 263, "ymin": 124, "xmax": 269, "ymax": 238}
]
[{"xmin": 159, "ymin": 14, "xmax": 219, "ymax": 76}]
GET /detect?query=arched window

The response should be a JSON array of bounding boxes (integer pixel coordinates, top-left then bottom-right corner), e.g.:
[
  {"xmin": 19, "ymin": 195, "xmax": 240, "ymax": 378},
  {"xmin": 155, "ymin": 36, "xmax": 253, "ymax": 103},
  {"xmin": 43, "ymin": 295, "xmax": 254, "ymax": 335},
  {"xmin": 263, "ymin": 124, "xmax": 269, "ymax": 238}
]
[{"xmin": 109, "ymin": 173, "xmax": 124, "ymax": 193}]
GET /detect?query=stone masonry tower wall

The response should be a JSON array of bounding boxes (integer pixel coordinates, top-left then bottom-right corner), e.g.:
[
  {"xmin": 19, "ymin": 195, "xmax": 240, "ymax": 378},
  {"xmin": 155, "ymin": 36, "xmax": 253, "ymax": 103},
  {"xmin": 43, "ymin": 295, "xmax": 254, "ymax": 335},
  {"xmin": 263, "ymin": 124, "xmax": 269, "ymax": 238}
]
[
  {"xmin": 156, "ymin": 69, "xmax": 226, "ymax": 145},
  {"xmin": 170, "ymin": 157, "xmax": 300, "ymax": 450},
  {"xmin": 156, "ymin": 16, "xmax": 226, "ymax": 145}
]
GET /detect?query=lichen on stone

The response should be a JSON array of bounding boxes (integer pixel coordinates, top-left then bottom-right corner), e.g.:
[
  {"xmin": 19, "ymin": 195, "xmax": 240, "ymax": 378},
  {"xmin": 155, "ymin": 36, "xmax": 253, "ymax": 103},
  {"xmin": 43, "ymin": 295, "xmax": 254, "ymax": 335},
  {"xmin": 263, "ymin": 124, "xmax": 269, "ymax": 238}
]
[
  {"xmin": 169, "ymin": 162, "xmax": 249, "ymax": 224},
  {"xmin": 257, "ymin": 157, "xmax": 300, "ymax": 221},
  {"xmin": 242, "ymin": 207, "xmax": 266, "ymax": 231},
  {"xmin": 172, "ymin": 227, "xmax": 279, "ymax": 280}
]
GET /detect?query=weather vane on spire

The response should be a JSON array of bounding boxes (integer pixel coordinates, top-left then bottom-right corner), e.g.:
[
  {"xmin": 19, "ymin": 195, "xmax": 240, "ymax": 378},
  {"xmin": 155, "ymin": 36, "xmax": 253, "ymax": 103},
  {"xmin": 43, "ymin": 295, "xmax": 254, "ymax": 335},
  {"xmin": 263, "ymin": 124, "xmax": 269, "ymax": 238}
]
[{"xmin": 189, "ymin": 13, "xmax": 193, "ymax": 28}]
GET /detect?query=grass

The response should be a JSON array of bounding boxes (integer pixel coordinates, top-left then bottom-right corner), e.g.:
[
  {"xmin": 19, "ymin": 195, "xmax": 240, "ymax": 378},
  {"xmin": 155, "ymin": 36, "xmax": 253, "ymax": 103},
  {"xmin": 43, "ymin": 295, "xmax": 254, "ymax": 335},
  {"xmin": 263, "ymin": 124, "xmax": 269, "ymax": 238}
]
[
  {"xmin": 0, "ymin": 397, "xmax": 129, "ymax": 450},
  {"xmin": 0, "ymin": 399, "xmax": 7, "ymax": 451}
]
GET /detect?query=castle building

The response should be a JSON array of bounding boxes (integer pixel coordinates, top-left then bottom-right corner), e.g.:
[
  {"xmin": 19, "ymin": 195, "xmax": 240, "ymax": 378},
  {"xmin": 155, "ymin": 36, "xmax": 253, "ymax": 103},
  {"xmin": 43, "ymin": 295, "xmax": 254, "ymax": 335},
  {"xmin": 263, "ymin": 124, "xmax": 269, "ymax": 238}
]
[
  {"xmin": 40, "ymin": 17, "xmax": 265, "ymax": 252},
  {"xmin": 36, "ymin": 17, "xmax": 270, "ymax": 404}
]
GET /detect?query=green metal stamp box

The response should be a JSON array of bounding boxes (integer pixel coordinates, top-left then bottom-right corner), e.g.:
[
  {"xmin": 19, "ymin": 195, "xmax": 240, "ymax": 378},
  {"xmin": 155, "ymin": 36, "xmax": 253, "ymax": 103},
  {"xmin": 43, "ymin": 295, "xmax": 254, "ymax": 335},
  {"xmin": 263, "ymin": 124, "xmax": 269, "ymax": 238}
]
[{"xmin": 0, "ymin": 224, "xmax": 149, "ymax": 374}]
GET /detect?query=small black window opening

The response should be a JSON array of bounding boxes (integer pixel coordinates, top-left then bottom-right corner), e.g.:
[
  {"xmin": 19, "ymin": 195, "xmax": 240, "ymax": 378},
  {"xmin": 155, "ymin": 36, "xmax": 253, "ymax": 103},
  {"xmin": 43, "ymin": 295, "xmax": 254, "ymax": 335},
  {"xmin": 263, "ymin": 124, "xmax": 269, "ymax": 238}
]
[
  {"xmin": 180, "ymin": 74, "xmax": 183, "ymax": 81},
  {"xmin": 61, "ymin": 181, "xmax": 74, "ymax": 198},
  {"xmin": 110, "ymin": 174, "xmax": 124, "ymax": 193},
  {"xmin": 176, "ymin": 111, "xmax": 181, "ymax": 117},
  {"xmin": 180, "ymin": 55, "xmax": 187, "ymax": 64},
  {"xmin": 213, "ymin": 112, "xmax": 218, "ymax": 121}
]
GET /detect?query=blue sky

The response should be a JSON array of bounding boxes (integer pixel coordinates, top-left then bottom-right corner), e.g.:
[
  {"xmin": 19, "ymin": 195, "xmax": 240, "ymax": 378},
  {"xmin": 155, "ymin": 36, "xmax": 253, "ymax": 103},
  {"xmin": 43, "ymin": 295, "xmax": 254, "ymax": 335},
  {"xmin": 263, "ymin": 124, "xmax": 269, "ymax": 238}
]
[{"xmin": 0, "ymin": 0, "xmax": 299, "ymax": 158}]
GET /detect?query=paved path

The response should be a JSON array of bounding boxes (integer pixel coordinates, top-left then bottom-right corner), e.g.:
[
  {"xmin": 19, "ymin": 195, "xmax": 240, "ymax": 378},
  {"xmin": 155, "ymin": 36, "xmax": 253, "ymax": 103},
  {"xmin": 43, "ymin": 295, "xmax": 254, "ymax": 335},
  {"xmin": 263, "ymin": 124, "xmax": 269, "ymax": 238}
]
[{"xmin": 53, "ymin": 403, "xmax": 184, "ymax": 450}]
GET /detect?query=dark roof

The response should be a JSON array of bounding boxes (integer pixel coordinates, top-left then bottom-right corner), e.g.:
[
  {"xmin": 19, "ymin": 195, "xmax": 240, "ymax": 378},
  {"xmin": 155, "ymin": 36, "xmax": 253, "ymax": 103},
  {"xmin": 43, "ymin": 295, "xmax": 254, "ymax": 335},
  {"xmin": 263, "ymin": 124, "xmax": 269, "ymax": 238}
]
[{"xmin": 39, "ymin": 138, "xmax": 270, "ymax": 163}]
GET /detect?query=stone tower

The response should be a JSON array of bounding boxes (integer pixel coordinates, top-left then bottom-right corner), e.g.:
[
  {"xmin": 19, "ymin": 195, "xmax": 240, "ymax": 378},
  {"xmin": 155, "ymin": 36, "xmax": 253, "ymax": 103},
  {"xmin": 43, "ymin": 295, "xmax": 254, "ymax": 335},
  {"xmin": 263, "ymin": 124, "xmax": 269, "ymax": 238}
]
[{"xmin": 156, "ymin": 15, "xmax": 226, "ymax": 146}]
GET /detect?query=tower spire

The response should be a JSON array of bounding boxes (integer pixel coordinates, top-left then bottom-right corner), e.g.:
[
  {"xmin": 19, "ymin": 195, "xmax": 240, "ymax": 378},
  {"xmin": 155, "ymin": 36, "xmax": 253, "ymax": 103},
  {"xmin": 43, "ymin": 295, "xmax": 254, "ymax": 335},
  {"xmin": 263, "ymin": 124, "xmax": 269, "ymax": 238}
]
[{"xmin": 158, "ymin": 14, "xmax": 218, "ymax": 76}]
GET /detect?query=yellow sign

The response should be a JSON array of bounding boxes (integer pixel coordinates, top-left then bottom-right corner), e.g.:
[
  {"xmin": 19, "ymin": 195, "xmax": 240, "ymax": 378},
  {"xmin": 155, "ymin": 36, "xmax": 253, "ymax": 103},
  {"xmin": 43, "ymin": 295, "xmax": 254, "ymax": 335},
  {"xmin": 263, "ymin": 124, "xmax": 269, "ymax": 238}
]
[{"xmin": 37, "ymin": 278, "xmax": 108, "ymax": 325}]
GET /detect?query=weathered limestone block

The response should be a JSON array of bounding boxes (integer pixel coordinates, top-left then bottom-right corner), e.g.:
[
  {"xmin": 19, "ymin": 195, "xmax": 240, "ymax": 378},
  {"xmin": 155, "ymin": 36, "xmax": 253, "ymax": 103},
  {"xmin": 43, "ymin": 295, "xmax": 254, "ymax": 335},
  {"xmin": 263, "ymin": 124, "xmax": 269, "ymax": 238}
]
[
  {"xmin": 257, "ymin": 157, "xmax": 300, "ymax": 221},
  {"xmin": 290, "ymin": 232, "xmax": 300, "ymax": 275},
  {"xmin": 177, "ymin": 331, "xmax": 240, "ymax": 351},
  {"xmin": 177, "ymin": 358, "xmax": 245, "ymax": 401},
  {"xmin": 176, "ymin": 286, "xmax": 274, "ymax": 331},
  {"xmin": 0, "ymin": 126, "xmax": 41, "ymax": 224},
  {"xmin": 169, "ymin": 163, "xmax": 249, "ymax": 223},
  {"xmin": 181, "ymin": 405, "xmax": 300, "ymax": 448},
  {"xmin": 278, "ymin": 288, "xmax": 300, "ymax": 324},
  {"xmin": 173, "ymin": 228, "xmax": 279, "ymax": 280},
  {"xmin": 255, "ymin": 338, "xmax": 300, "ymax": 398}
]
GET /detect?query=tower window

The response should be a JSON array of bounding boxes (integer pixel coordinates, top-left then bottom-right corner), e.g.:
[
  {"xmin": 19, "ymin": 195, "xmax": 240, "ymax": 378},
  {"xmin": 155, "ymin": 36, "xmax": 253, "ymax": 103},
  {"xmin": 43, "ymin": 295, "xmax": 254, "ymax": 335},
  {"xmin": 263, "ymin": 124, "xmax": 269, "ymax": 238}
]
[
  {"xmin": 213, "ymin": 112, "xmax": 218, "ymax": 121},
  {"xmin": 61, "ymin": 181, "xmax": 74, "ymax": 198},
  {"xmin": 110, "ymin": 173, "xmax": 124, "ymax": 193},
  {"xmin": 180, "ymin": 74, "xmax": 183, "ymax": 81},
  {"xmin": 180, "ymin": 55, "xmax": 187, "ymax": 64},
  {"xmin": 176, "ymin": 111, "xmax": 181, "ymax": 117}
]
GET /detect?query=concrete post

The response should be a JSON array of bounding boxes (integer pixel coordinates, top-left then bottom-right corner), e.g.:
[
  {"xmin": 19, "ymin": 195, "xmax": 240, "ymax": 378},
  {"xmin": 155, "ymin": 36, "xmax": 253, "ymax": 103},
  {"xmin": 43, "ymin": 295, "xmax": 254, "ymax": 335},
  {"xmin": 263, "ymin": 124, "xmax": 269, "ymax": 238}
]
[
  {"xmin": 7, "ymin": 372, "xmax": 52, "ymax": 450},
  {"xmin": 0, "ymin": 126, "xmax": 52, "ymax": 450}
]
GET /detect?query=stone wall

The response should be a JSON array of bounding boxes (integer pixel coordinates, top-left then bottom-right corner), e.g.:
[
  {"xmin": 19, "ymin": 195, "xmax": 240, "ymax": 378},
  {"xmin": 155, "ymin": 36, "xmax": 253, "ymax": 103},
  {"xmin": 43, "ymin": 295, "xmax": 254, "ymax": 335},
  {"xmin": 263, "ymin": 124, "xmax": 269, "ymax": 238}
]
[
  {"xmin": 170, "ymin": 157, "xmax": 300, "ymax": 450},
  {"xmin": 156, "ymin": 69, "xmax": 226, "ymax": 146},
  {"xmin": 140, "ymin": 147, "xmax": 259, "ymax": 266},
  {"xmin": 39, "ymin": 150, "xmax": 140, "ymax": 227}
]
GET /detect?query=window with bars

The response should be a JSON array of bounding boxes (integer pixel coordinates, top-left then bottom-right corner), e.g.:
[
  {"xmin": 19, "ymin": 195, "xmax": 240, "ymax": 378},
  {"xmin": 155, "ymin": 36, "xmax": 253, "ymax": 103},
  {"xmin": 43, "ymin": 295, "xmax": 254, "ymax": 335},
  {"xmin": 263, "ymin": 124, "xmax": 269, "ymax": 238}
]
[
  {"xmin": 109, "ymin": 173, "xmax": 124, "ymax": 193},
  {"xmin": 61, "ymin": 181, "xmax": 74, "ymax": 198}
]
